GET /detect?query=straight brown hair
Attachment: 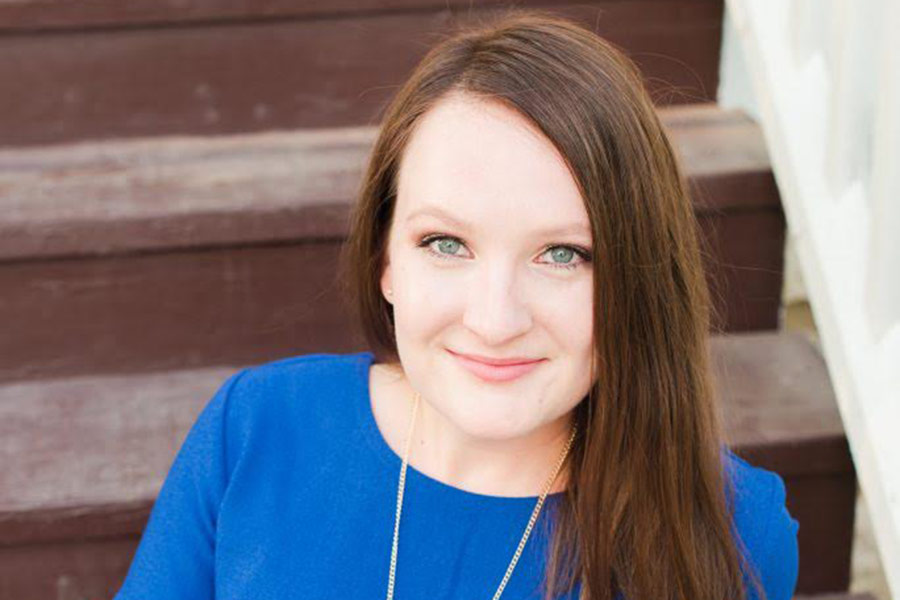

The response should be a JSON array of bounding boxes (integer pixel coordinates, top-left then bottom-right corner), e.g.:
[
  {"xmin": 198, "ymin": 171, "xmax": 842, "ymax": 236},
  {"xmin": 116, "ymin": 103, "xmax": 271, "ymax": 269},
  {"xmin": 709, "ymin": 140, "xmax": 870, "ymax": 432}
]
[{"xmin": 338, "ymin": 9, "xmax": 764, "ymax": 600}]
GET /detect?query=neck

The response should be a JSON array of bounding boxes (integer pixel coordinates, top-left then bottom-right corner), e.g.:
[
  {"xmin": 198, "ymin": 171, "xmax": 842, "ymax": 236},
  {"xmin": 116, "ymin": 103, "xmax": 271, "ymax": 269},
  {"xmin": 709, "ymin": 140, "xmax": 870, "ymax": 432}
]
[
  {"xmin": 376, "ymin": 362, "xmax": 574, "ymax": 498},
  {"xmin": 413, "ymin": 397, "xmax": 573, "ymax": 497}
]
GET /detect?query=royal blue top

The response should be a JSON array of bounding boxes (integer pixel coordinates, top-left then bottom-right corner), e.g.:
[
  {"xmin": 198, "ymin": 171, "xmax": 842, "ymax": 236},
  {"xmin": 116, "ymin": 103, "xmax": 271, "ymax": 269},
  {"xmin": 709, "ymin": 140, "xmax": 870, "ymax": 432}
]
[{"xmin": 114, "ymin": 351, "xmax": 799, "ymax": 600}]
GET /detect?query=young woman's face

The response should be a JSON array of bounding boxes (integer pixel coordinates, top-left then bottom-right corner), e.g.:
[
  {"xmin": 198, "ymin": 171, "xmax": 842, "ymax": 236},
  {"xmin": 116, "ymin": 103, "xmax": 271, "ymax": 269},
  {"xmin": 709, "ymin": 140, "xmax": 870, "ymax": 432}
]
[{"xmin": 381, "ymin": 92, "xmax": 595, "ymax": 441}]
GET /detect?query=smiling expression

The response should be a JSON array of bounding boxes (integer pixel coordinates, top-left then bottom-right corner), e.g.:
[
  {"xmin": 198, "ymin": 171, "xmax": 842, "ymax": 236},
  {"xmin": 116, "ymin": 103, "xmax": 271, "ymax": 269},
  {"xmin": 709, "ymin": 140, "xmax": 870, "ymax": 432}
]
[{"xmin": 380, "ymin": 91, "xmax": 596, "ymax": 441}]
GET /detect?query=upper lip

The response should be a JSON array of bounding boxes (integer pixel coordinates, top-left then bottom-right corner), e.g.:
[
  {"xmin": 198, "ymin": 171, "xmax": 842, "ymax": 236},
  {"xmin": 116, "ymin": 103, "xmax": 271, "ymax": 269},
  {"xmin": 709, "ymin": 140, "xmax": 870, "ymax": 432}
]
[{"xmin": 448, "ymin": 349, "xmax": 544, "ymax": 366}]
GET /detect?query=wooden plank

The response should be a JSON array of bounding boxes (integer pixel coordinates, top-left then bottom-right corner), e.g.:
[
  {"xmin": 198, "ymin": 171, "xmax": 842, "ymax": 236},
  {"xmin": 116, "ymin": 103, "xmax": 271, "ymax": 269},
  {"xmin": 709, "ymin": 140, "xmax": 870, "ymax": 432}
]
[
  {"xmin": 0, "ymin": 127, "xmax": 368, "ymax": 261},
  {"xmin": 0, "ymin": 106, "xmax": 785, "ymax": 380},
  {"xmin": 0, "ymin": 220, "xmax": 784, "ymax": 381},
  {"xmin": 0, "ymin": 0, "xmax": 719, "ymax": 32},
  {"xmin": 0, "ymin": 243, "xmax": 363, "ymax": 382},
  {"xmin": 0, "ymin": 367, "xmax": 233, "ymax": 536},
  {"xmin": 0, "ymin": 105, "xmax": 776, "ymax": 262},
  {"xmin": 711, "ymin": 333, "xmax": 848, "ymax": 471},
  {"xmin": 0, "ymin": 333, "xmax": 848, "ymax": 521},
  {"xmin": 0, "ymin": 536, "xmax": 139, "ymax": 600},
  {"xmin": 712, "ymin": 331, "xmax": 855, "ymax": 592},
  {"xmin": 698, "ymin": 209, "xmax": 785, "ymax": 332},
  {"xmin": 0, "ymin": 331, "xmax": 854, "ymax": 595},
  {"xmin": 0, "ymin": 2, "xmax": 722, "ymax": 147},
  {"xmin": 795, "ymin": 595, "xmax": 876, "ymax": 600}
]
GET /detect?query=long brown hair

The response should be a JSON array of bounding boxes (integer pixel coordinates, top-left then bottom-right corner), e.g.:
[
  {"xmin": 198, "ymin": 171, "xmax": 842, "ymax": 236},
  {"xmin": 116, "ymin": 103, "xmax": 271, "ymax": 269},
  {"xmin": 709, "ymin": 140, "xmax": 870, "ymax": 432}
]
[{"xmin": 338, "ymin": 9, "xmax": 763, "ymax": 600}]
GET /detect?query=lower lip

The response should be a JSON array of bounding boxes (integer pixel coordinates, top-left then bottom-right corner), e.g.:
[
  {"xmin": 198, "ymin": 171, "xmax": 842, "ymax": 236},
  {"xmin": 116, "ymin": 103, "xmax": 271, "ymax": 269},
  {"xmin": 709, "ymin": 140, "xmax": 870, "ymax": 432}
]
[{"xmin": 449, "ymin": 351, "xmax": 545, "ymax": 382}]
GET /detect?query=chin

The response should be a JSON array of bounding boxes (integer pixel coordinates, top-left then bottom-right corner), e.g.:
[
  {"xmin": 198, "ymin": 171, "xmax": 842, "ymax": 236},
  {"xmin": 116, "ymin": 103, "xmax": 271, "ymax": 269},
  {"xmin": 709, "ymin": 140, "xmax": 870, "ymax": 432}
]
[{"xmin": 448, "ymin": 402, "xmax": 537, "ymax": 442}]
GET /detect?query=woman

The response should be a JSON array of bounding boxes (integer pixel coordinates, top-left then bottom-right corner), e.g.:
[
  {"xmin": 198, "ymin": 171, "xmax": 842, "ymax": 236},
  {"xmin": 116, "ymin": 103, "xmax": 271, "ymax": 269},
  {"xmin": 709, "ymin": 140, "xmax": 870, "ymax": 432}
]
[{"xmin": 114, "ymin": 11, "xmax": 799, "ymax": 600}]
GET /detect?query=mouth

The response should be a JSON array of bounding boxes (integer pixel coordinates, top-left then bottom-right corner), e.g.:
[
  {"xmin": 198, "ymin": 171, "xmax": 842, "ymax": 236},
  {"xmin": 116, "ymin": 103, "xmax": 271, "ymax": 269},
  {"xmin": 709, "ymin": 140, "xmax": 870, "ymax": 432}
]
[{"xmin": 447, "ymin": 349, "xmax": 546, "ymax": 383}]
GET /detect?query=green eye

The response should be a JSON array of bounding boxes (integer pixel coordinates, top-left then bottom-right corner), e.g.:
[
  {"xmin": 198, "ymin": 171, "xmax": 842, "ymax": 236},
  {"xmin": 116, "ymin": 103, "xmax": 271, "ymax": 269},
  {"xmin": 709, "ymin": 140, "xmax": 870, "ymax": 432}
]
[
  {"xmin": 435, "ymin": 238, "xmax": 462, "ymax": 256},
  {"xmin": 548, "ymin": 246, "xmax": 576, "ymax": 264},
  {"xmin": 417, "ymin": 234, "xmax": 591, "ymax": 271}
]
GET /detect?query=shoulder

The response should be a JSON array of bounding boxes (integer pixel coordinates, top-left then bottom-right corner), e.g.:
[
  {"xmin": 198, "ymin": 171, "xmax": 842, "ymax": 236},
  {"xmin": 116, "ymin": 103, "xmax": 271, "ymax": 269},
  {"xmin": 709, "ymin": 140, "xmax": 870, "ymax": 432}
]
[
  {"xmin": 237, "ymin": 350, "xmax": 373, "ymax": 387},
  {"xmin": 211, "ymin": 351, "xmax": 374, "ymax": 464},
  {"xmin": 722, "ymin": 448, "xmax": 800, "ymax": 600},
  {"xmin": 226, "ymin": 350, "xmax": 374, "ymax": 405}
]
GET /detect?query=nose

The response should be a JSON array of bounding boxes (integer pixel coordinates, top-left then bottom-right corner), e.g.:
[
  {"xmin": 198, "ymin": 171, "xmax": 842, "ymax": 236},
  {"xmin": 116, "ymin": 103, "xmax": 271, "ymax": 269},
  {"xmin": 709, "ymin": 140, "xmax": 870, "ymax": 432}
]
[{"xmin": 462, "ymin": 259, "xmax": 533, "ymax": 346}]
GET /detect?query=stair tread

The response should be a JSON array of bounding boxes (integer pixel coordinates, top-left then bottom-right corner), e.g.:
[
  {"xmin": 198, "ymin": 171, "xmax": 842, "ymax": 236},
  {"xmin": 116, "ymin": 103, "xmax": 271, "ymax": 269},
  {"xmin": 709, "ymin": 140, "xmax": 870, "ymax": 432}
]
[
  {"xmin": 0, "ymin": 365, "xmax": 236, "ymax": 516},
  {"xmin": 3, "ymin": 0, "xmax": 702, "ymax": 32},
  {"xmin": 795, "ymin": 595, "xmax": 877, "ymax": 600},
  {"xmin": 0, "ymin": 331, "xmax": 845, "ymax": 542},
  {"xmin": 0, "ymin": 104, "xmax": 775, "ymax": 262},
  {"xmin": 711, "ymin": 331, "xmax": 844, "ymax": 449},
  {"xmin": 0, "ymin": 2, "xmax": 722, "ymax": 150}
]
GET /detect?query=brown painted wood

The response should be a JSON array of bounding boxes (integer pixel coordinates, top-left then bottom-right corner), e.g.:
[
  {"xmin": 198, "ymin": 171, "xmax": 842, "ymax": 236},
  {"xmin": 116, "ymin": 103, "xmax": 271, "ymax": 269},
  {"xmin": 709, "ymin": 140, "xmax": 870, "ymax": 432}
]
[
  {"xmin": 0, "ymin": 2, "xmax": 722, "ymax": 147},
  {"xmin": 0, "ymin": 368, "xmax": 232, "ymax": 543},
  {"xmin": 675, "ymin": 104, "xmax": 786, "ymax": 332},
  {"xmin": 711, "ymin": 332, "xmax": 850, "ymax": 474},
  {"xmin": 0, "ymin": 228, "xmax": 781, "ymax": 381},
  {"xmin": 711, "ymin": 332, "xmax": 856, "ymax": 593},
  {"xmin": 0, "ymin": 104, "xmax": 774, "ymax": 262},
  {"xmin": 699, "ymin": 209, "xmax": 786, "ymax": 332},
  {"xmin": 0, "ymin": 0, "xmax": 721, "ymax": 31},
  {"xmin": 0, "ymin": 127, "xmax": 369, "ymax": 262},
  {"xmin": 0, "ymin": 331, "xmax": 854, "ymax": 596},
  {"xmin": 795, "ymin": 595, "xmax": 876, "ymax": 600},
  {"xmin": 0, "ymin": 243, "xmax": 365, "ymax": 382},
  {"xmin": 665, "ymin": 102, "xmax": 781, "ymax": 210},
  {"xmin": 0, "ymin": 105, "xmax": 784, "ymax": 380},
  {"xmin": 0, "ymin": 536, "xmax": 139, "ymax": 600}
]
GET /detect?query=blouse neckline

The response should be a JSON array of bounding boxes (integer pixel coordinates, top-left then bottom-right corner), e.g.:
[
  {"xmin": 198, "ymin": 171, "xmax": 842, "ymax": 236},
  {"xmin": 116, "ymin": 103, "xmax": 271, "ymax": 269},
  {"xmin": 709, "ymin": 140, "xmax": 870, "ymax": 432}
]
[{"xmin": 354, "ymin": 351, "xmax": 566, "ymax": 508}]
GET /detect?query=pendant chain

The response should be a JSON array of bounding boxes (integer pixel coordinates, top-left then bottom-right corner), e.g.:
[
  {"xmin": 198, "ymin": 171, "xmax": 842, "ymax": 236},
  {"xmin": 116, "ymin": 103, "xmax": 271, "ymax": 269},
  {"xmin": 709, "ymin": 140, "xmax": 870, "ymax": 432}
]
[{"xmin": 385, "ymin": 390, "xmax": 577, "ymax": 600}]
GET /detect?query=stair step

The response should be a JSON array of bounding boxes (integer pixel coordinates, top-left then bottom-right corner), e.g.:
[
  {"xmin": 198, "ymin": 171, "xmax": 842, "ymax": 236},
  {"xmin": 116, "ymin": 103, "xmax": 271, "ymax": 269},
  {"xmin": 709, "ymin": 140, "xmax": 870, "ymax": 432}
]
[
  {"xmin": 711, "ymin": 332, "xmax": 856, "ymax": 593},
  {"xmin": 796, "ymin": 595, "xmax": 877, "ymax": 600},
  {"xmin": 0, "ymin": 331, "xmax": 853, "ymax": 597},
  {"xmin": 0, "ymin": 1, "xmax": 723, "ymax": 147},
  {"xmin": 1, "ymin": 104, "xmax": 777, "ymax": 261},
  {"xmin": 0, "ymin": 103, "xmax": 785, "ymax": 382},
  {"xmin": 0, "ymin": 366, "xmax": 232, "ymax": 544}
]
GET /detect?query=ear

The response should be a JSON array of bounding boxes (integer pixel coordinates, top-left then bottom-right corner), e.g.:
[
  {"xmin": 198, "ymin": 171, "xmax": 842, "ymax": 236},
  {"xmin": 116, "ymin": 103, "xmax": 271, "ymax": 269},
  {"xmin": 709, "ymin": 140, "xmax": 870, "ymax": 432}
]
[{"xmin": 380, "ymin": 258, "xmax": 393, "ymax": 305}]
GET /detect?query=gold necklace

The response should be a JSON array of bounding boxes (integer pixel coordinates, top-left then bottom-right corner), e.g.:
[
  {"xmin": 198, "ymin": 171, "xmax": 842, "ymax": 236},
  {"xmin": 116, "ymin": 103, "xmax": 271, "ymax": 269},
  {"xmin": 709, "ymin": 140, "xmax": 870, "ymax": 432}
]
[{"xmin": 386, "ymin": 390, "xmax": 577, "ymax": 600}]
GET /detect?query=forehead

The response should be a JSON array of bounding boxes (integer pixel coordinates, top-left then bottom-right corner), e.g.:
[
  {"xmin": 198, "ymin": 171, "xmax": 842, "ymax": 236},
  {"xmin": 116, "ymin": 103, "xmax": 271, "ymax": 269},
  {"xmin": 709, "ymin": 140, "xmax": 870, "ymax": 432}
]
[{"xmin": 395, "ymin": 93, "xmax": 589, "ymax": 238}]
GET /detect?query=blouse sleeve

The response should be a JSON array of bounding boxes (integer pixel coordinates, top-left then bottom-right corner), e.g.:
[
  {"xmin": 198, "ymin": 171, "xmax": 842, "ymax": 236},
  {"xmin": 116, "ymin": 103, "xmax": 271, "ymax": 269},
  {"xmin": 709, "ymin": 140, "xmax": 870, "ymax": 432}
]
[
  {"xmin": 748, "ymin": 470, "xmax": 800, "ymax": 600},
  {"xmin": 113, "ymin": 369, "xmax": 248, "ymax": 600}
]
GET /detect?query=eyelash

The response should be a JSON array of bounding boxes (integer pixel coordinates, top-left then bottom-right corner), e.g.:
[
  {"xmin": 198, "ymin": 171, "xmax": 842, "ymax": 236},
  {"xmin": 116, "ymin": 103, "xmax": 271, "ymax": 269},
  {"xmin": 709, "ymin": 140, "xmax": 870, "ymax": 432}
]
[{"xmin": 416, "ymin": 233, "xmax": 592, "ymax": 271}]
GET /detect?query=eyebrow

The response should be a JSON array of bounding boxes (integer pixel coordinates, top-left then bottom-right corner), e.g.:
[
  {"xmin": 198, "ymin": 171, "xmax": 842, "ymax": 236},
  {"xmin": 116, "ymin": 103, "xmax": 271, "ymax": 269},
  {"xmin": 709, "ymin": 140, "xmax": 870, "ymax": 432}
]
[{"xmin": 404, "ymin": 205, "xmax": 591, "ymax": 238}]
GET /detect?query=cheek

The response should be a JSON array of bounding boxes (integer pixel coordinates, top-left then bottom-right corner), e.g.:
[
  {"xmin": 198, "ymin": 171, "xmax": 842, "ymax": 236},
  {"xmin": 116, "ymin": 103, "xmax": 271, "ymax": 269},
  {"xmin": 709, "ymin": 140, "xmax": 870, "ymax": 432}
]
[
  {"xmin": 538, "ymin": 278, "xmax": 593, "ymax": 342},
  {"xmin": 393, "ymin": 243, "xmax": 593, "ymax": 341},
  {"xmin": 392, "ymin": 255, "xmax": 463, "ymax": 333},
  {"xmin": 574, "ymin": 284, "xmax": 594, "ymax": 347}
]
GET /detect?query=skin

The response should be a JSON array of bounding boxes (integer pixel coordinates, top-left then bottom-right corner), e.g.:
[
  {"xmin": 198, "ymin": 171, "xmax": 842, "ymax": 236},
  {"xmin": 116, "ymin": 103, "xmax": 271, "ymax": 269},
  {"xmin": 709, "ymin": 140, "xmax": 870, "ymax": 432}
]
[{"xmin": 372, "ymin": 91, "xmax": 596, "ymax": 497}]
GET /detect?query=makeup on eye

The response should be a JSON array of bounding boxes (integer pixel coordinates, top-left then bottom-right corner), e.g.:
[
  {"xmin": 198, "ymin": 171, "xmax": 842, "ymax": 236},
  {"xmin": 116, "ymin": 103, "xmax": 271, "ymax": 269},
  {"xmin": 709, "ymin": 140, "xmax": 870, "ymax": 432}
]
[{"xmin": 415, "ymin": 233, "xmax": 593, "ymax": 270}]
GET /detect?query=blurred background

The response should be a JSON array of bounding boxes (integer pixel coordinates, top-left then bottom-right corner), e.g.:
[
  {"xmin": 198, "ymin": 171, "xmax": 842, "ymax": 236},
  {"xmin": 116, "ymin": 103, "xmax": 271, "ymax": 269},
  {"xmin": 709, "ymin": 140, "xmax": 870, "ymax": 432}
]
[{"xmin": 0, "ymin": 1, "xmax": 896, "ymax": 599}]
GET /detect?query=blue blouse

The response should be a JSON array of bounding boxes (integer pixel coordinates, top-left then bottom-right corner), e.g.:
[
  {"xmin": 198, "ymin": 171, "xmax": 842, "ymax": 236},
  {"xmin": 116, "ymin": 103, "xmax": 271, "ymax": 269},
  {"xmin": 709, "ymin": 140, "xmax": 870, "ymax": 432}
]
[{"xmin": 114, "ymin": 351, "xmax": 799, "ymax": 599}]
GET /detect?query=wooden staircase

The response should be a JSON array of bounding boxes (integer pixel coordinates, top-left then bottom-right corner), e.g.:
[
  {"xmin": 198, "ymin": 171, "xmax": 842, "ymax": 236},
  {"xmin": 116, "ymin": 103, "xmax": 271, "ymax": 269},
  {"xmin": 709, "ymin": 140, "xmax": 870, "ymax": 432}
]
[{"xmin": 0, "ymin": 2, "xmax": 860, "ymax": 599}]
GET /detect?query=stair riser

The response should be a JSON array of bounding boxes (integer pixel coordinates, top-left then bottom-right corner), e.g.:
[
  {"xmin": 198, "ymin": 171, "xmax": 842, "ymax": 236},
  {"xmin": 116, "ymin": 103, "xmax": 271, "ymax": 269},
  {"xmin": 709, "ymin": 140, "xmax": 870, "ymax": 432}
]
[
  {"xmin": 0, "ymin": 244, "xmax": 358, "ymax": 381},
  {"xmin": 0, "ymin": 1, "xmax": 722, "ymax": 148},
  {"xmin": 0, "ymin": 449, "xmax": 852, "ymax": 597},
  {"xmin": 0, "ymin": 333, "xmax": 853, "ymax": 596},
  {"xmin": 739, "ymin": 443, "xmax": 857, "ymax": 593},
  {"xmin": 0, "ymin": 202, "xmax": 783, "ymax": 382},
  {"xmin": 699, "ymin": 209, "xmax": 786, "ymax": 332},
  {"xmin": 0, "ymin": 537, "xmax": 137, "ymax": 600}
]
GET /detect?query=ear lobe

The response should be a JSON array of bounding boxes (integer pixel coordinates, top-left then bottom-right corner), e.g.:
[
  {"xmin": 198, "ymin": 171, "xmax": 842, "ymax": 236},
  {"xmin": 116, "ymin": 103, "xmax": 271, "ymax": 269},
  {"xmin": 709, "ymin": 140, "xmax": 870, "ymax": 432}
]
[{"xmin": 380, "ymin": 262, "xmax": 393, "ymax": 305}]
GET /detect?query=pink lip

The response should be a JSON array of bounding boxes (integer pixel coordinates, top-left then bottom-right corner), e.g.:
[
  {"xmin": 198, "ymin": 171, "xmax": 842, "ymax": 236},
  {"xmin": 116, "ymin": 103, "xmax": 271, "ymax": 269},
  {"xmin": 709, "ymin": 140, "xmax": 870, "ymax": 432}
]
[{"xmin": 448, "ymin": 350, "xmax": 545, "ymax": 382}]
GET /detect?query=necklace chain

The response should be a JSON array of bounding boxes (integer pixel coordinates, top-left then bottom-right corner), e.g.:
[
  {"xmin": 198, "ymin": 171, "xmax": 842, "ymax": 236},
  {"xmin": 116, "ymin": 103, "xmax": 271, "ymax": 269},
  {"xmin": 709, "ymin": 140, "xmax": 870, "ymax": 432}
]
[{"xmin": 385, "ymin": 390, "xmax": 578, "ymax": 600}]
